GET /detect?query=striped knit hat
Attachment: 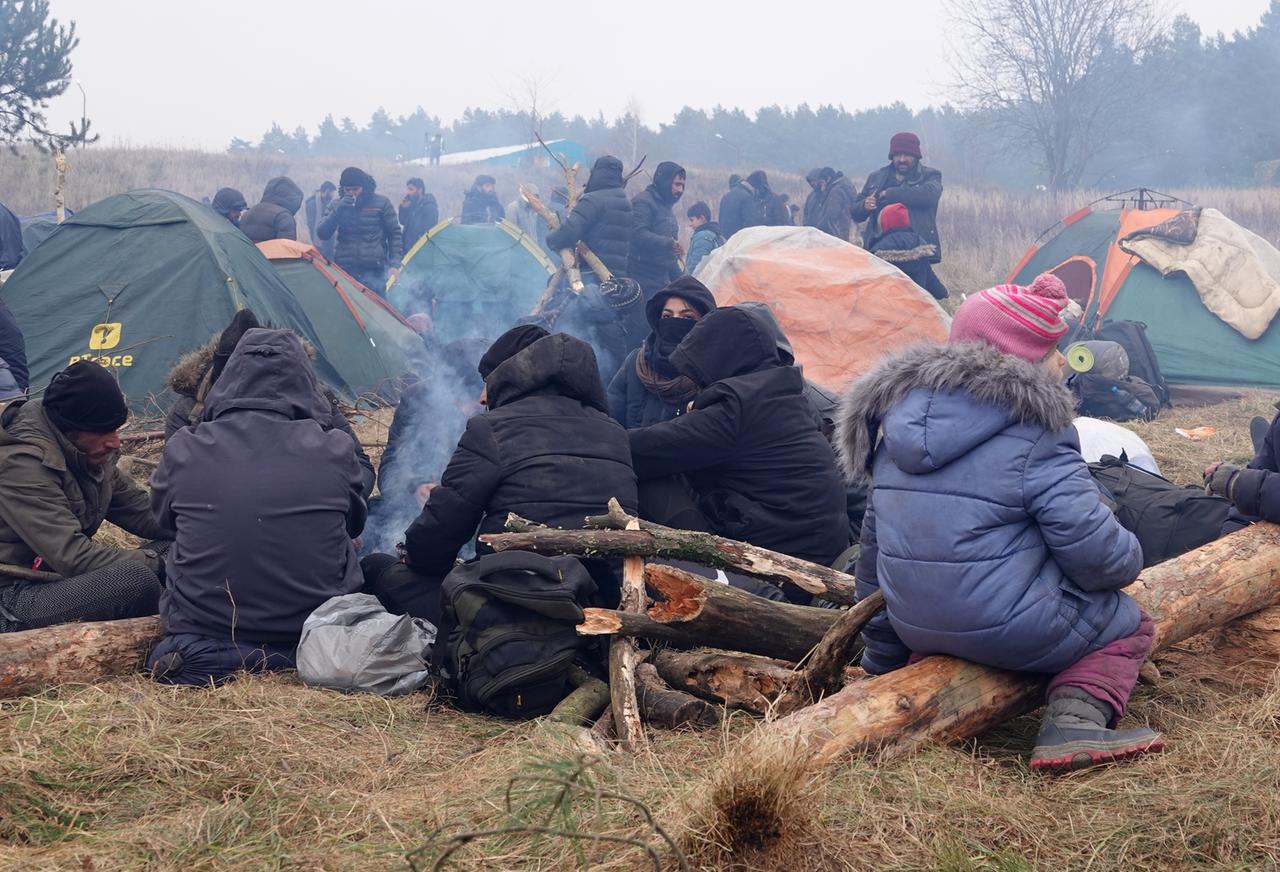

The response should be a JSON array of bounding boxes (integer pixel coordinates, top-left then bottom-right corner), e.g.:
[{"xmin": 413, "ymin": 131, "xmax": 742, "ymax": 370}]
[{"xmin": 949, "ymin": 273, "xmax": 1069, "ymax": 362}]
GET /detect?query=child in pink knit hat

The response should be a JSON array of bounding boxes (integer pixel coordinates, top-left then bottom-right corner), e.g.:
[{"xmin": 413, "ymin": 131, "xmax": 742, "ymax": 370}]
[{"xmin": 837, "ymin": 272, "xmax": 1162, "ymax": 772}]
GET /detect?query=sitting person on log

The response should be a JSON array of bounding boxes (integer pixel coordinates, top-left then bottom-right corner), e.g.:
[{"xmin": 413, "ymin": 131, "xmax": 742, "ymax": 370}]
[
  {"xmin": 839, "ymin": 275, "xmax": 1163, "ymax": 771},
  {"xmin": 362, "ymin": 325, "xmax": 639, "ymax": 622},
  {"xmin": 147, "ymin": 329, "xmax": 368, "ymax": 685},
  {"xmin": 1206, "ymin": 407, "xmax": 1280, "ymax": 535},
  {"xmin": 626, "ymin": 306, "xmax": 849, "ymax": 598},
  {"xmin": 0, "ymin": 361, "xmax": 172, "ymax": 632},
  {"xmin": 163, "ymin": 308, "xmax": 375, "ymax": 500},
  {"xmin": 607, "ymin": 276, "xmax": 717, "ymax": 429}
]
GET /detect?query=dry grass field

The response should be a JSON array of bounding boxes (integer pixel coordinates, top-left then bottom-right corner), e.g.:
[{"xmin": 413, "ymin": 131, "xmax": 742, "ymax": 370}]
[{"xmin": 3, "ymin": 148, "xmax": 1280, "ymax": 870}]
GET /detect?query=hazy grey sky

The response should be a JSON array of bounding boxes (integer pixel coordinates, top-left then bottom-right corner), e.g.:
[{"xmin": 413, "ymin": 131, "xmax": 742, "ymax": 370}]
[{"xmin": 43, "ymin": 0, "xmax": 1274, "ymax": 150}]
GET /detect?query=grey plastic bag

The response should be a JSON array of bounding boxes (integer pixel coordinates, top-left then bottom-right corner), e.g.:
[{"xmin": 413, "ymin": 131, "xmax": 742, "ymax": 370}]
[{"xmin": 297, "ymin": 593, "xmax": 437, "ymax": 696}]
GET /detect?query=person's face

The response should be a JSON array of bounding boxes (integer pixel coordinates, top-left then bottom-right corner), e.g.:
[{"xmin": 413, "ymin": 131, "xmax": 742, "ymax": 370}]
[
  {"xmin": 481, "ymin": 183, "xmax": 495, "ymax": 195},
  {"xmin": 892, "ymin": 153, "xmax": 919, "ymax": 174},
  {"xmin": 407, "ymin": 185, "xmax": 422, "ymax": 201},
  {"xmin": 343, "ymin": 185, "xmax": 363, "ymax": 199},
  {"xmin": 671, "ymin": 176, "xmax": 686, "ymax": 199},
  {"xmin": 808, "ymin": 179, "xmax": 821, "ymax": 192},
  {"xmin": 661, "ymin": 295, "xmax": 701, "ymax": 321},
  {"xmin": 228, "ymin": 207, "xmax": 244, "ymax": 221},
  {"xmin": 321, "ymin": 188, "xmax": 334, "ymax": 201},
  {"xmin": 689, "ymin": 214, "xmax": 707, "ymax": 231},
  {"xmin": 1041, "ymin": 348, "xmax": 1067, "ymax": 381},
  {"xmin": 68, "ymin": 429, "xmax": 121, "ymax": 468}
]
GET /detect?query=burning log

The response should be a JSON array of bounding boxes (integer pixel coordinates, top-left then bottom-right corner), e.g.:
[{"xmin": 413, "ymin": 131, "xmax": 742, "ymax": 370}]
[
  {"xmin": 712, "ymin": 522, "xmax": 1280, "ymax": 772},
  {"xmin": 482, "ymin": 512, "xmax": 858, "ymax": 605},
  {"xmin": 635, "ymin": 663, "xmax": 720, "ymax": 730},
  {"xmin": 0, "ymin": 616, "xmax": 162, "ymax": 699},
  {"xmin": 609, "ymin": 518, "xmax": 648, "ymax": 751},
  {"xmin": 578, "ymin": 563, "xmax": 841, "ymax": 662}
]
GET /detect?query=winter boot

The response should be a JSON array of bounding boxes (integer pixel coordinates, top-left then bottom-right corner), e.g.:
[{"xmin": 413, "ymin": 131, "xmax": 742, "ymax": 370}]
[{"xmin": 1030, "ymin": 687, "xmax": 1163, "ymax": 772}]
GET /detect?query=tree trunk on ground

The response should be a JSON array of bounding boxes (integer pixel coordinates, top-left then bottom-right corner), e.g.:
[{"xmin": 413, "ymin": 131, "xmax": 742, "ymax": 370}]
[
  {"xmin": 773, "ymin": 591, "xmax": 883, "ymax": 715},
  {"xmin": 1211, "ymin": 605, "xmax": 1280, "ymax": 683},
  {"xmin": 483, "ymin": 513, "xmax": 857, "ymax": 605},
  {"xmin": 0, "ymin": 616, "xmax": 162, "ymax": 698},
  {"xmin": 718, "ymin": 522, "xmax": 1280, "ymax": 769},
  {"xmin": 548, "ymin": 666, "xmax": 611, "ymax": 726},
  {"xmin": 635, "ymin": 663, "xmax": 721, "ymax": 730},
  {"xmin": 609, "ymin": 519, "xmax": 648, "ymax": 752},
  {"xmin": 578, "ymin": 563, "xmax": 840, "ymax": 662}
]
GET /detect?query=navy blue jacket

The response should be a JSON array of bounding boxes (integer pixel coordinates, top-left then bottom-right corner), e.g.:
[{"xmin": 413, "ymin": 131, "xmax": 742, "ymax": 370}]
[{"xmin": 838, "ymin": 342, "xmax": 1142, "ymax": 675}]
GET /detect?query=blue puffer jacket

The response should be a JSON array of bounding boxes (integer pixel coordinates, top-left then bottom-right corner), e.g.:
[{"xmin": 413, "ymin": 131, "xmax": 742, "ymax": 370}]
[{"xmin": 837, "ymin": 342, "xmax": 1142, "ymax": 675}]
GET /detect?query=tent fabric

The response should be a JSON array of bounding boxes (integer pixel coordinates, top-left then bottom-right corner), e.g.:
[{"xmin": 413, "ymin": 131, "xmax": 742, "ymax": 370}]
[
  {"xmin": 0, "ymin": 189, "xmax": 352, "ymax": 409},
  {"xmin": 389, "ymin": 219, "xmax": 555, "ymax": 345},
  {"xmin": 258, "ymin": 239, "xmax": 421, "ymax": 399},
  {"xmin": 1120, "ymin": 208, "xmax": 1280, "ymax": 341},
  {"xmin": 1009, "ymin": 203, "xmax": 1280, "ymax": 389},
  {"xmin": 694, "ymin": 226, "xmax": 951, "ymax": 391}
]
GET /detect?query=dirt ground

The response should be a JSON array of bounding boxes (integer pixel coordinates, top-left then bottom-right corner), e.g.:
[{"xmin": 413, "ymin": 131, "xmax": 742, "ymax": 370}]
[{"xmin": 3, "ymin": 396, "xmax": 1279, "ymax": 871}]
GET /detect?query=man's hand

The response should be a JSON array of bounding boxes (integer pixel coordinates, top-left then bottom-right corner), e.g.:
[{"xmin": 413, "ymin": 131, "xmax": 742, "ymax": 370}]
[
  {"xmin": 387, "ymin": 266, "xmax": 401, "ymax": 283},
  {"xmin": 1205, "ymin": 462, "xmax": 1241, "ymax": 500},
  {"xmin": 415, "ymin": 482, "xmax": 436, "ymax": 510},
  {"xmin": 673, "ymin": 240, "xmax": 685, "ymax": 258},
  {"xmin": 863, "ymin": 194, "xmax": 878, "ymax": 211}
]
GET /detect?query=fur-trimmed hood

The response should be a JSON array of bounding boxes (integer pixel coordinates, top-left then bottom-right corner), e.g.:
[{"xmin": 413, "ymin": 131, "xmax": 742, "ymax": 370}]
[
  {"xmin": 167, "ymin": 339, "xmax": 218, "ymax": 399},
  {"xmin": 836, "ymin": 342, "xmax": 1075, "ymax": 482},
  {"xmin": 874, "ymin": 242, "xmax": 937, "ymax": 264}
]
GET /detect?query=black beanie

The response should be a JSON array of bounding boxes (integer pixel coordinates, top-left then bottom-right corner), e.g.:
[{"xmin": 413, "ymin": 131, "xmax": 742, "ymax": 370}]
[
  {"xmin": 339, "ymin": 166, "xmax": 369, "ymax": 189},
  {"xmin": 210, "ymin": 308, "xmax": 261, "ymax": 386},
  {"xmin": 478, "ymin": 325, "xmax": 550, "ymax": 380},
  {"xmin": 43, "ymin": 362, "xmax": 128, "ymax": 434}
]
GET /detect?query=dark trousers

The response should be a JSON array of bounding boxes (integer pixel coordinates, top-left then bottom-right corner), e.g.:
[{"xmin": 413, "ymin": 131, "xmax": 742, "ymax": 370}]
[
  {"xmin": 346, "ymin": 266, "xmax": 388, "ymax": 297},
  {"xmin": 148, "ymin": 634, "xmax": 296, "ymax": 687},
  {"xmin": 637, "ymin": 476, "xmax": 712, "ymax": 532},
  {"xmin": 360, "ymin": 553, "xmax": 444, "ymax": 625},
  {"xmin": 0, "ymin": 561, "xmax": 161, "ymax": 632}
]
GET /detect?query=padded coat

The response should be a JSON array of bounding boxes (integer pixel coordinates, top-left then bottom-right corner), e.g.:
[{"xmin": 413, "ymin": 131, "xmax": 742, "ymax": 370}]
[
  {"xmin": 240, "ymin": 177, "xmax": 303, "ymax": 243},
  {"xmin": 546, "ymin": 156, "xmax": 632, "ymax": 281}
]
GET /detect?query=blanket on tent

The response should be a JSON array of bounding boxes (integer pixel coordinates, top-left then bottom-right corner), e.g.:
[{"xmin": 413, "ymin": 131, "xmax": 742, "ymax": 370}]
[{"xmin": 1121, "ymin": 208, "xmax": 1280, "ymax": 341}]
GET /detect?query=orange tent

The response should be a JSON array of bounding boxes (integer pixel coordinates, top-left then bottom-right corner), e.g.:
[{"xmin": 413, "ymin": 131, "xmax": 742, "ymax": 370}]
[{"xmin": 695, "ymin": 226, "xmax": 950, "ymax": 390}]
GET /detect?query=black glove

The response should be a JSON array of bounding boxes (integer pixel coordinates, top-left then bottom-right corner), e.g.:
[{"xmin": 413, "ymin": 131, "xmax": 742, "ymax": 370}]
[{"xmin": 1205, "ymin": 463, "xmax": 1241, "ymax": 501}]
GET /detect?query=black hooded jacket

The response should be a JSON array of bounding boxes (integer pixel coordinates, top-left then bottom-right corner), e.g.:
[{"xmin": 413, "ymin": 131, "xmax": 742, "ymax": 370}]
[
  {"xmin": 240, "ymin": 177, "xmax": 304, "ymax": 243},
  {"xmin": 628, "ymin": 307, "xmax": 848, "ymax": 567},
  {"xmin": 546, "ymin": 156, "xmax": 632, "ymax": 280},
  {"xmin": 399, "ymin": 193, "xmax": 440, "ymax": 253},
  {"xmin": 627, "ymin": 161, "xmax": 686, "ymax": 296},
  {"xmin": 718, "ymin": 173, "xmax": 766, "ymax": 238},
  {"xmin": 317, "ymin": 171, "xmax": 404, "ymax": 273},
  {"xmin": 607, "ymin": 277, "xmax": 717, "ymax": 429},
  {"xmin": 151, "ymin": 329, "xmax": 366, "ymax": 644},
  {"xmin": 404, "ymin": 333, "xmax": 638, "ymax": 579}
]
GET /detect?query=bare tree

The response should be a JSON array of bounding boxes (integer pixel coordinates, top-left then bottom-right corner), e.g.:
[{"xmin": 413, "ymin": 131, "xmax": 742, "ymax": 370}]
[{"xmin": 947, "ymin": 0, "xmax": 1168, "ymax": 190}]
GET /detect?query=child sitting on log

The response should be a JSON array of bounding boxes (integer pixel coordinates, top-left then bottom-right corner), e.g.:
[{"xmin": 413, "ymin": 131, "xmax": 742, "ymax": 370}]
[{"xmin": 838, "ymin": 274, "xmax": 1164, "ymax": 772}]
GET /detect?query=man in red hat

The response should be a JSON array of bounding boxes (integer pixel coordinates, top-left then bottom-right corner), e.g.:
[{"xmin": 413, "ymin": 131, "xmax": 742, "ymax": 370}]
[{"xmin": 852, "ymin": 132, "xmax": 945, "ymax": 296}]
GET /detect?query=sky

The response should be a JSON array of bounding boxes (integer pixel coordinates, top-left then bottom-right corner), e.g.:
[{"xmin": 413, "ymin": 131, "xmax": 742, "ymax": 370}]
[{"xmin": 40, "ymin": 0, "xmax": 1275, "ymax": 151}]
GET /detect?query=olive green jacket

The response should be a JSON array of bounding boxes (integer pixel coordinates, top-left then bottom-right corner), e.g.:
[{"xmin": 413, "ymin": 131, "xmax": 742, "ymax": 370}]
[{"xmin": 0, "ymin": 400, "xmax": 169, "ymax": 579}]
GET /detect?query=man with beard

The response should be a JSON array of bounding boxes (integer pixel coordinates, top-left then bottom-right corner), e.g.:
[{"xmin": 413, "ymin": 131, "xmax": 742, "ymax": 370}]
[
  {"xmin": 210, "ymin": 188, "xmax": 247, "ymax": 228},
  {"xmin": 317, "ymin": 166, "xmax": 403, "ymax": 295},
  {"xmin": 460, "ymin": 175, "xmax": 505, "ymax": 225},
  {"xmin": 399, "ymin": 177, "xmax": 440, "ymax": 253},
  {"xmin": 627, "ymin": 161, "xmax": 687, "ymax": 298},
  {"xmin": 545, "ymin": 155, "xmax": 632, "ymax": 283},
  {"xmin": 852, "ymin": 132, "xmax": 944, "ymax": 296}
]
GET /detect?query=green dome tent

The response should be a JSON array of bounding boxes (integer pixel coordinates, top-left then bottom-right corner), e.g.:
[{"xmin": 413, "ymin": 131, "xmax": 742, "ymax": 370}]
[
  {"xmin": 1009, "ymin": 190, "xmax": 1280, "ymax": 388},
  {"xmin": 0, "ymin": 189, "xmax": 353, "ymax": 410},
  {"xmin": 389, "ymin": 218, "xmax": 555, "ymax": 345},
  {"xmin": 258, "ymin": 239, "xmax": 422, "ymax": 400}
]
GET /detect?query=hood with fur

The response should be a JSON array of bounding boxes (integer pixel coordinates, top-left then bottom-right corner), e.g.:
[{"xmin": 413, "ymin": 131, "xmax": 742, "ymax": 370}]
[{"xmin": 836, "ymin": 342, "xmax": 1075, "ymax": 482}]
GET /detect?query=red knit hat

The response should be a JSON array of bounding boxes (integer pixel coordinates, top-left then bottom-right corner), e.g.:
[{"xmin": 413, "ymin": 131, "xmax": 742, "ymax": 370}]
[
  {"xmin": 880, "ymin": 203, "xmax": 910, "ymax": 231},
  {"xmin": 949, "ymin": 273, "xmax": 1069, "ymax": 362},
  {"xmin": 888, "ymin": 132, "xmax": 922, "ymax": 159}
]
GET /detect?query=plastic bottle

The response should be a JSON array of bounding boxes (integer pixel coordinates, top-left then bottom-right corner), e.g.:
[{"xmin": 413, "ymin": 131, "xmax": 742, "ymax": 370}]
[{"xmin": 1110, "ymin": 384, "xmax": 1149, "ymax": 420}]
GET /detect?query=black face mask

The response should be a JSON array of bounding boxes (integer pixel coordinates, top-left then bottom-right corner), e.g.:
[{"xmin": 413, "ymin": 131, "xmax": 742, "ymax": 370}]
[{"xmin": 655, "ymin": 317, "xmax": 697, "ymax": 345}]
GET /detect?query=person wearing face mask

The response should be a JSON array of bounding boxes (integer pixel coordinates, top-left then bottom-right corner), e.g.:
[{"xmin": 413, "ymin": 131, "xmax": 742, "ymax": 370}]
[
  {"xmin": 0, "ymin": 362, "xmax": 173, "ymax": 631},
  {"xmin": 628, "ymin": 161, "xmax": 687, "ymax": 298},
  {"xmin": 607, "ymin": 276, "xmax": 716, "ymax": 429},
  {"xmin": 839, "ymin": 273, "xmax": 1162, "ymax": 772}
]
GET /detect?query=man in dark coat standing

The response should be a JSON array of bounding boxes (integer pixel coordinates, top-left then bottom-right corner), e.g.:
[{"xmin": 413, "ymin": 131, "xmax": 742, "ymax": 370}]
[
  {"xmin": 362, "ymin": 326, "xmax": 638, "ymax": 621},
  {"xmin": 852, "ymin": 132, "xmax": 944, "ymax": 276},
  {"xmin": 399, "ymin": 177, "xmax": 440, "ymax": 253},
  {"xmin": 305, "ymin": 182, "xmax": 336, "ymax": 258},
  {"xmin": 240, "ymin": 177, "xmax": 304, "ymax": 243},
  {"xmin": 460, "ymin": 175, "xmax": 505, "ymax": 224},
  {"xmin": 627, "ymin": 161, "xmax": 686, "ymax": 298},
  {"xmin": 718, "ymin": 171, "xmax": 768, "ymax": 238},
  {"xmin": 317, "ymin": 166, "xmax": 404, "ymax": 295},
  {"xmin": 545, "ymin": 155, "xmax": 632, "ymax": 282},
  {"xmin": 628, "ymin": 306, "xmax": 849, "ymax": 588},
  {"xmin": 147, "ymin": 329, "xmax": 367, "ymax": 686},
  {"xmin": 806, "ymin": 168, "xmax": 859, "ymax": 241}
]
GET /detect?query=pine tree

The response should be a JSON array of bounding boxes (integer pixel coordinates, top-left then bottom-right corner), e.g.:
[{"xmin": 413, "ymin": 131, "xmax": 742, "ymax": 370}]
[{"xmin": 0, "ymin": 0, "xmax": 95, "ymax": 147}]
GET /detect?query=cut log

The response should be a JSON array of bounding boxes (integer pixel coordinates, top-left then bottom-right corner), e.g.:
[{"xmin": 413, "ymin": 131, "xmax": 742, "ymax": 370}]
[
  {"xmin": 483, "ymin": 513, "xmax": 857, "ymax": 605},
  {"xmin": 548, "ymin": 666, "xmax": 611, "ymax": 726},
  {"xmin": 716, "ymin": 521, "xmax": 1280, "ymax": 769},
  {"xmin": 774, "ymin": 591, "xmax": 883, "ymax": 714},
  {"xmin": 0, "ymin": 616, "xmax": 162, "ymax": 698},
  {"xmin": 1211, "ymin": 605, "xmax": 1280, "ymax": 683},
  {"xmin": 635, "ymin": 663, "xmax": 720, "ymax": 730},
  {"xmin": 654, "ymin": 649, "xmax": 799, "ymax": 714},
  {"xmin": 609, "ymin": 519, "xmax": 648, "ymax": 752},
  {"xmin": 578, "ymin": 563, "xmax": 840, "ymax": 662}
]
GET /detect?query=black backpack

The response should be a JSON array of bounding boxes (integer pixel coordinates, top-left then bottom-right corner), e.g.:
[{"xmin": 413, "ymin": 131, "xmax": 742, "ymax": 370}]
[
  {"xmin": 1090, "ymin": 320, "xmax": 1170, "ymax": 407},
  {"xmin": 433, "ymin": 551, "xmax": 597, "ymax": 718},
  {"xmin": 1088, "ymin": 455, "xmax": 1228, "ymax": 567},
  {"xmin": 1072, "ymin": 372, "xmax": 1161, "ymax": 422}
]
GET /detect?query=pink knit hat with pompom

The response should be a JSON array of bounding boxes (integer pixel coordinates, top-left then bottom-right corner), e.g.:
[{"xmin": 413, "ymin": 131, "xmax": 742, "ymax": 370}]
[{"xmin": 949, "ymin": 273, "xmax": 1069, "ymax": 362}]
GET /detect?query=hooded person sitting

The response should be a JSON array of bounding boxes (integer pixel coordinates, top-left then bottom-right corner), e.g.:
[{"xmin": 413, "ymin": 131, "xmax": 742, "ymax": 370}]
[
  {"xmin": 239, "ymin": 176, "xmax": 305, "ymax": 243},
  {"xmin": 0, "ymin": 362, "xmax": 172, "ymax": 632},
  {"xmin": 210, "ymin": 187, "xmax": 247, "ymax": 228},
  {"xmin": 627, "ymin": 306, "xmax": 849, "ymax": 587},
  {"xmin": 362, "ymin": 325, "xmax": 638, "ymax": 622},
  {"xmin": 147, "ymin": 328, "xmax": 368, "ymax": 686},
  {"xmin": 628, "ymin": 161, "xmax": 687, "ymax": 298},
  {"xmin": 839, "ymin": 274, "xmax": 1161, "ymax": 772},
  {"xmin": 545, "ymin": 155, "xmax": 632, "ymax": 283},
  {"xmin": 607, "ymin": 276, "xmax": 716, "ymax": 429},
  {"xmin": 163, "ymin": 309, "xmax": 375, "ymax": 500},
  {"xmin": 868, "ymin": 203, "xmax": 946, "ymax": 299}
]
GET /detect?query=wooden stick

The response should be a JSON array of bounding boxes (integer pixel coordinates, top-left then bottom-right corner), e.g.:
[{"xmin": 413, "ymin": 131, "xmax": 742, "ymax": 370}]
[
  {"xmin": 548, "ymin": 666, "xmax": 611, "ymax": 726},
  {"xmin": 484, "ymin": 513, "xmax": 858, "ymax": 605},
  {"xmin": 0, "ymin": 616, "xmax": 163, "ymax": 698},
  {"xmin": 773, "ymin": 591, "xmax": 883, "ymax": 714},
  {"xmin": 609, "ymin": 518, "xmax": 648, "ymax": 752},
  {"xmin": 653, "ymin": 649, "xmax": 802, "ymax": 715},
  {"xmin": 635, "ymin": 663, "xmax": 720, "ymax": 730},
  {"xmin": 120, "ymin": 430, "xmax": 165, "ymax": 443},
  {"xmin": 0, "ymin": 563, "xmax": 61, "ymax": 583}
]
